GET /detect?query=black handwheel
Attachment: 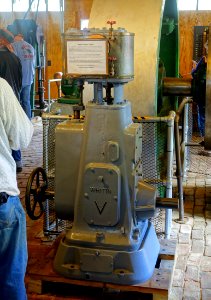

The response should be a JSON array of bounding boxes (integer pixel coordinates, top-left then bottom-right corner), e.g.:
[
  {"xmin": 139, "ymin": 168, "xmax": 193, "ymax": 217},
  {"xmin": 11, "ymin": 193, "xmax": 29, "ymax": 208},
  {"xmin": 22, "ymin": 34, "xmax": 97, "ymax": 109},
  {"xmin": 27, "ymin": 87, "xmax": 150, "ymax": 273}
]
[{"xmin": 25, "ymin": 167, "xmax": 48, "ymax": 220}]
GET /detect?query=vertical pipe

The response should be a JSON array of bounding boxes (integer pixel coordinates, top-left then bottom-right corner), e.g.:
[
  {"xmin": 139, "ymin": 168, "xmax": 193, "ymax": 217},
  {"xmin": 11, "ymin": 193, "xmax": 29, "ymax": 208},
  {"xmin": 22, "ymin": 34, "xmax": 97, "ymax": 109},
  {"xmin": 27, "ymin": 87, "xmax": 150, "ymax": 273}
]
[
  {"xmin": 42, "ymin": 117, "xmax": 49, "ymax": 173},
  {"xmin": 47, "ymin": 78, "xmax": 62, "ymax": 112},
  {"xmin": 175, "ymin": 115, "xmax": 184, "ymax": 221},
  {"xmin": 42, "ymin": 117, "xmax": 50, "ymax": 234},
  {"xmin": 174, "ymin": 97, "xmax": 193, "ymax": 221},
  {"xmin": 93, "ymin": 83, "xmax": 98, "ymax": 103},
  {"xmin": 165, "ymin": 111, "xmax": 175, "ymax": 238},
  {"xmin": 48, "ymin": 80, "xmax": 51, "ymax": 112},
  {"xmin": 59, "ymin": 0, "xmax": 64, "ymax": 35},
  {"xmin": 94, "ymin": 82, "xmax": 103, "ymax": 104},
  {"xmin": 113, "ymin": 83, "xmax": 124, "ymax": 104},
  {"xmin": 182, "ymin": 103, "xmax": 189, "ymax": 177}
]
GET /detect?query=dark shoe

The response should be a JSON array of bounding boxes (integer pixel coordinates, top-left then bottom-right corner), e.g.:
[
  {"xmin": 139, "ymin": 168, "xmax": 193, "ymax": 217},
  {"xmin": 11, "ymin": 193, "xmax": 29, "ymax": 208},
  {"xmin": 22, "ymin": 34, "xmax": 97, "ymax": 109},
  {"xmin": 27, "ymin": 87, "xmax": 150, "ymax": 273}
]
[
  {"xmin": 16, "ymin": 166, "xmax": 23, "ymax": 173},
  {"xmin": 15, "ymin": 160, "xmax": 23, "ymax": 173}
]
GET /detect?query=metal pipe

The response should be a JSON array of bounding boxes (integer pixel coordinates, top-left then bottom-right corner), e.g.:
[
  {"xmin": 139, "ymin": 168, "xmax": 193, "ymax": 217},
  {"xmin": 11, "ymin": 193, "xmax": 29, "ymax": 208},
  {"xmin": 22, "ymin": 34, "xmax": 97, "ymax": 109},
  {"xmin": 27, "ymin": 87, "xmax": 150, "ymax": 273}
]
[
  {"xmin": 93, "ymin": 83, "xmax": 98, "ymax": 103},
  {"xmin": 94, "ymin": 82, "xmax": 103, "ymax": 104},
  {"xmin": 133, "ymin": 111, "xmax": 175, "ymax": 123},
  {"xmin": 59, "ymin": 0, "xmax": 64, "ymax": 35},
  {"xmin": 165, "ymin": 110, "xmax": 175, "ymax": 238},
  {"xmin": 23, "ymin": 0, "xmax": 35, "ymax": 19},
  {"xmin": 174, "ymin": 97, "xmax": 193, "ymax": 221},
  {"xmin": 182, "ymin": 103, "xmax": 189, "ymax": 177},
  {"xmin": 98, "ymin": 83, "xmax": 103, "ymax": 104},
  {"xmin": 113, "ymin": 83, "xmax": 124, "ymax": 104},
  {"xmin": 48, "ymin": 78, "xmax": 62, "ymax": 112},
  {"xmin": 37, "ymin": 67, "xmax": 45, "ymax": 108},
  {"xmin": 42, "ymin": 117, "xmax": 50, "ymax": 235},
  {"xmin": 163, "ymin": 77, "xmax": 192, "ymax": 96},
  {"xmin": 42, "ymin": 117, "xmax": 49, "ymax": 174}
]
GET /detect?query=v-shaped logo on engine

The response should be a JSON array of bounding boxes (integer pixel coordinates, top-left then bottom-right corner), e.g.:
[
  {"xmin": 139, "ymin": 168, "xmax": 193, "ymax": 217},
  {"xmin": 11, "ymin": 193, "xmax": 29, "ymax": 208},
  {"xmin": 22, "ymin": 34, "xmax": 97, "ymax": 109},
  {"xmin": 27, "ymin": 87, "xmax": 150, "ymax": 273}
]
[{"xmin": 95, "ymin": 201, "xmax": 107, "ymax": 215}]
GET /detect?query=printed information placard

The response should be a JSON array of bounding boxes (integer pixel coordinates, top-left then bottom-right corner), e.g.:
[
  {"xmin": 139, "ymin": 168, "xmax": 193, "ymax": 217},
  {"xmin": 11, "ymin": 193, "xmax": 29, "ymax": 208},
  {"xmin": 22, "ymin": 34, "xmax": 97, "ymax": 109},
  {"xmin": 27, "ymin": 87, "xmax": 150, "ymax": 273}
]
[{"xmin": 66, "ymin": 39, "xmax": 107, "ymax": 75}]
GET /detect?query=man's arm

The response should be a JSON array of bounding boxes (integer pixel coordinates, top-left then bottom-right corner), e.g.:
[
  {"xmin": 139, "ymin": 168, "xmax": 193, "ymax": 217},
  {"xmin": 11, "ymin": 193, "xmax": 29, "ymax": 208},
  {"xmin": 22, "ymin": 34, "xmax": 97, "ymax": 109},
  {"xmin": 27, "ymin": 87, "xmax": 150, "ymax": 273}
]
[{"xmin": 0, "ymin": 78, "xmax": 33, "ymax": 150}]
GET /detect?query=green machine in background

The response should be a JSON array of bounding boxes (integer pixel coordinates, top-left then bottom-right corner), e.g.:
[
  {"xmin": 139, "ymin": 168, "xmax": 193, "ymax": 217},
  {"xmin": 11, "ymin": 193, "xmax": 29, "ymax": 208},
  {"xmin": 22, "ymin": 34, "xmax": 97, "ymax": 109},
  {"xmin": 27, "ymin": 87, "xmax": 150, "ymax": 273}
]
[
  {"xmin": 158, "ymin": 0, "xmax": 179, "ymax": 116},
  {"xmin": 58, "ymin": 77, "xmax": 81, "ymax": 104},
  {"xmin": 49, "ymin": 75, "xmax": 83, "ymax": 116}
]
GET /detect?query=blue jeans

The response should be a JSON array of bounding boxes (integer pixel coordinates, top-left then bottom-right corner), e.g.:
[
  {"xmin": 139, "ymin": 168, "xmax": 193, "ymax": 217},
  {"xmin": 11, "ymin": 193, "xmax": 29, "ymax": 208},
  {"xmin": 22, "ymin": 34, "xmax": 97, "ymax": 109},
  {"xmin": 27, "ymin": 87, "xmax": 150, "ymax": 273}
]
[
  {"xmin": 197, "ymin": 104, "xmax": 205, "ymax": 137},
  {"xmin": 12, "ymin": 149, "xmax": 22, "ymax": 163},
  {"xmin": 20, "ymin": 85, "xmax": 31, "ymax": 120},
  {"xmin": 0, "ymin": 196, "xmax": 27, "ymax": 300}
]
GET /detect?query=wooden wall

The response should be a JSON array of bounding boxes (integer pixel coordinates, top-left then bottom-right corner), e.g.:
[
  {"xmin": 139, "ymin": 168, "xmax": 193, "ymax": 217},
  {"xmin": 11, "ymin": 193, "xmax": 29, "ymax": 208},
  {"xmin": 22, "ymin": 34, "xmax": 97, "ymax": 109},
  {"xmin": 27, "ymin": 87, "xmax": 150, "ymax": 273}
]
[
  {"xmin": 64, "ymin": 0, "xmax": 93, "ymax": 30},
  {"xmin": 0, "ymin": 5, "xmax": 211, "ymax": 100},
  {"xmin": 0, "ymin": 11, "xmax": 63, "ymax": 99},
  {"xmin": 179, "ymin": 11, "xmax": 211, "ymax": 78}
]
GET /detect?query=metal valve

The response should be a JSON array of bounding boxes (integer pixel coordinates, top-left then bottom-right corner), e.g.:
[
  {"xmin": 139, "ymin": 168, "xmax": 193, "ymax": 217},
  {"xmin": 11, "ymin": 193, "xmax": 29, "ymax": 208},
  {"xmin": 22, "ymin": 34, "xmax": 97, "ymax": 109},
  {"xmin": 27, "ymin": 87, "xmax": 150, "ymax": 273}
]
[
  {"xmin": 107, "ymin": 20, "xmax": 116, "ymax": 41},
  {"xmin": 107, "ymin": 20, "xmax": 116, "ymax": 29}
]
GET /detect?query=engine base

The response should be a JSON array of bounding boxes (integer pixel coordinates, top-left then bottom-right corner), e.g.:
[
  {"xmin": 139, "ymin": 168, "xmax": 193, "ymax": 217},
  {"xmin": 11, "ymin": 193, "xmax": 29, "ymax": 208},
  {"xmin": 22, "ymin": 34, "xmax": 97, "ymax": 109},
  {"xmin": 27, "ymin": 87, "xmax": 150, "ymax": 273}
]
[{"xmin": 54, "ymin": 222, "xmax": 160, "ymax": 285}]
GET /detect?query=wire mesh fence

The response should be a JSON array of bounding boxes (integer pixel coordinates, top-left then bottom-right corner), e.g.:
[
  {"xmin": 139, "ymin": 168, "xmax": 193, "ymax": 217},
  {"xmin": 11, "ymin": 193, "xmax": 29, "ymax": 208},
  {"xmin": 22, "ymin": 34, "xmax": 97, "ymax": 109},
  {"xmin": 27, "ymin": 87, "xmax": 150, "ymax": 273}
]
[
  {"xmin": 136, "ymin": 113, "xmax": 175, "ymax": 238},
  {"xmin": 42, "ymin": 114, "xmax": 71, "ymax": 235},
  {"xmin": 180, "ymin": 101, "xmax": 204, "ymax": 177}
]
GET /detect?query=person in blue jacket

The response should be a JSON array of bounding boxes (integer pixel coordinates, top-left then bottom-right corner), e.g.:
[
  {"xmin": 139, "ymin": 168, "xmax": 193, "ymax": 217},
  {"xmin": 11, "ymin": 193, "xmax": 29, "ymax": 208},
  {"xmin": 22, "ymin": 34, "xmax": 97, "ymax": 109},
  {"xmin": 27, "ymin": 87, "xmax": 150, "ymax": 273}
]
[
  {"xmin": 12, "ymin": 33, "xmax": 36, "ymax": 119},
  {"xmin": 191, "ymin": 41, "xmax": 208, "ymax": 137}
]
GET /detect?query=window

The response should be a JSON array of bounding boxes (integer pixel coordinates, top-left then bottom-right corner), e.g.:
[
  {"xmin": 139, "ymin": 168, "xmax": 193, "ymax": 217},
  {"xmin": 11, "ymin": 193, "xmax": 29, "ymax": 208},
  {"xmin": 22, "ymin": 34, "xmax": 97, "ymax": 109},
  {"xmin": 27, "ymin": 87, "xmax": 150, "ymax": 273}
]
[
  {"xmin": 13, "ymin": 0, "xmax": 28, "ymax": 12},
  {"xmin": 178, "ymin": 0, "xmax": 197, "ymax": 10},
  {"xmin": 0, "ymin": 2, "xmax": 12, "ymax": 12},
  {"xmin": 198, "ymin": 0, "xmax": 211, "ymax": 10},
  {"xmin": 81, "ymin": 19, "xmax": 89, "ymax": 30},
  {"xmin": 48, "ymin": 0, "xmax": 63, "ymax": 11},
  {"xmin": 0, "ymin": 0, "xmax": 63, "ymax": 12},
  {"xmin": 31, "ymin": 0, "xmax": 46, "ymax": 11},
  {"xmin": 31, "ymin": 0, "xmax": 62, "ymax": 12},
  {"xmin": 178, "ymin": 0, "xmax": 211, "ymax": 10}
]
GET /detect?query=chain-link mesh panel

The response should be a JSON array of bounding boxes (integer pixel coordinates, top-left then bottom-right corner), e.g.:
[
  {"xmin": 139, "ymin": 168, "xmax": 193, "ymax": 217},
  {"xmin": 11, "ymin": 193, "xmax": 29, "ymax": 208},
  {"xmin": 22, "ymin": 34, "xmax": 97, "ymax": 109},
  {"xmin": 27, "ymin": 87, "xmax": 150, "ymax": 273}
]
[
  {"xmin": 141, "ymin": 120, "xmax": 173, "ymax": 238},
  {"xmin": 180, "ymin": 102, "xmax": 199, "ymax": 177},
  {"xmin": 188, "ymin": 103, "xmax": 193, "ymax": 142},
  {"xmin": 42, "ymin": 115, "xmax": 71, "ymax": 235},
  {"xmin": 142, "ymin": 122, "xmax": 168, "ymax": 195},
  {"xmin": 185, "ymin": 103, "xmax": 205, "ymax": 175},
  {"xmin": 190, "ymin": 102, "xmax": 204, "ymax": 151}
]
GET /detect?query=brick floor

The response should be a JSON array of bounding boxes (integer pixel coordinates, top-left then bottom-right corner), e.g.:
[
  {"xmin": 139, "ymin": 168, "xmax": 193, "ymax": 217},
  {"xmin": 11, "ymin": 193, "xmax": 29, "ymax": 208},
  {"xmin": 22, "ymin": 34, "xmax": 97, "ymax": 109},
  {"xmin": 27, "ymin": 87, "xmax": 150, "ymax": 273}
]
[
  {"xmin": 17, "ymin": 118, "xmax": 211, "ymax": 300},
  {"xmin": 170, "ymin": 138, "xmax": 211, "ymax": 300}
]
